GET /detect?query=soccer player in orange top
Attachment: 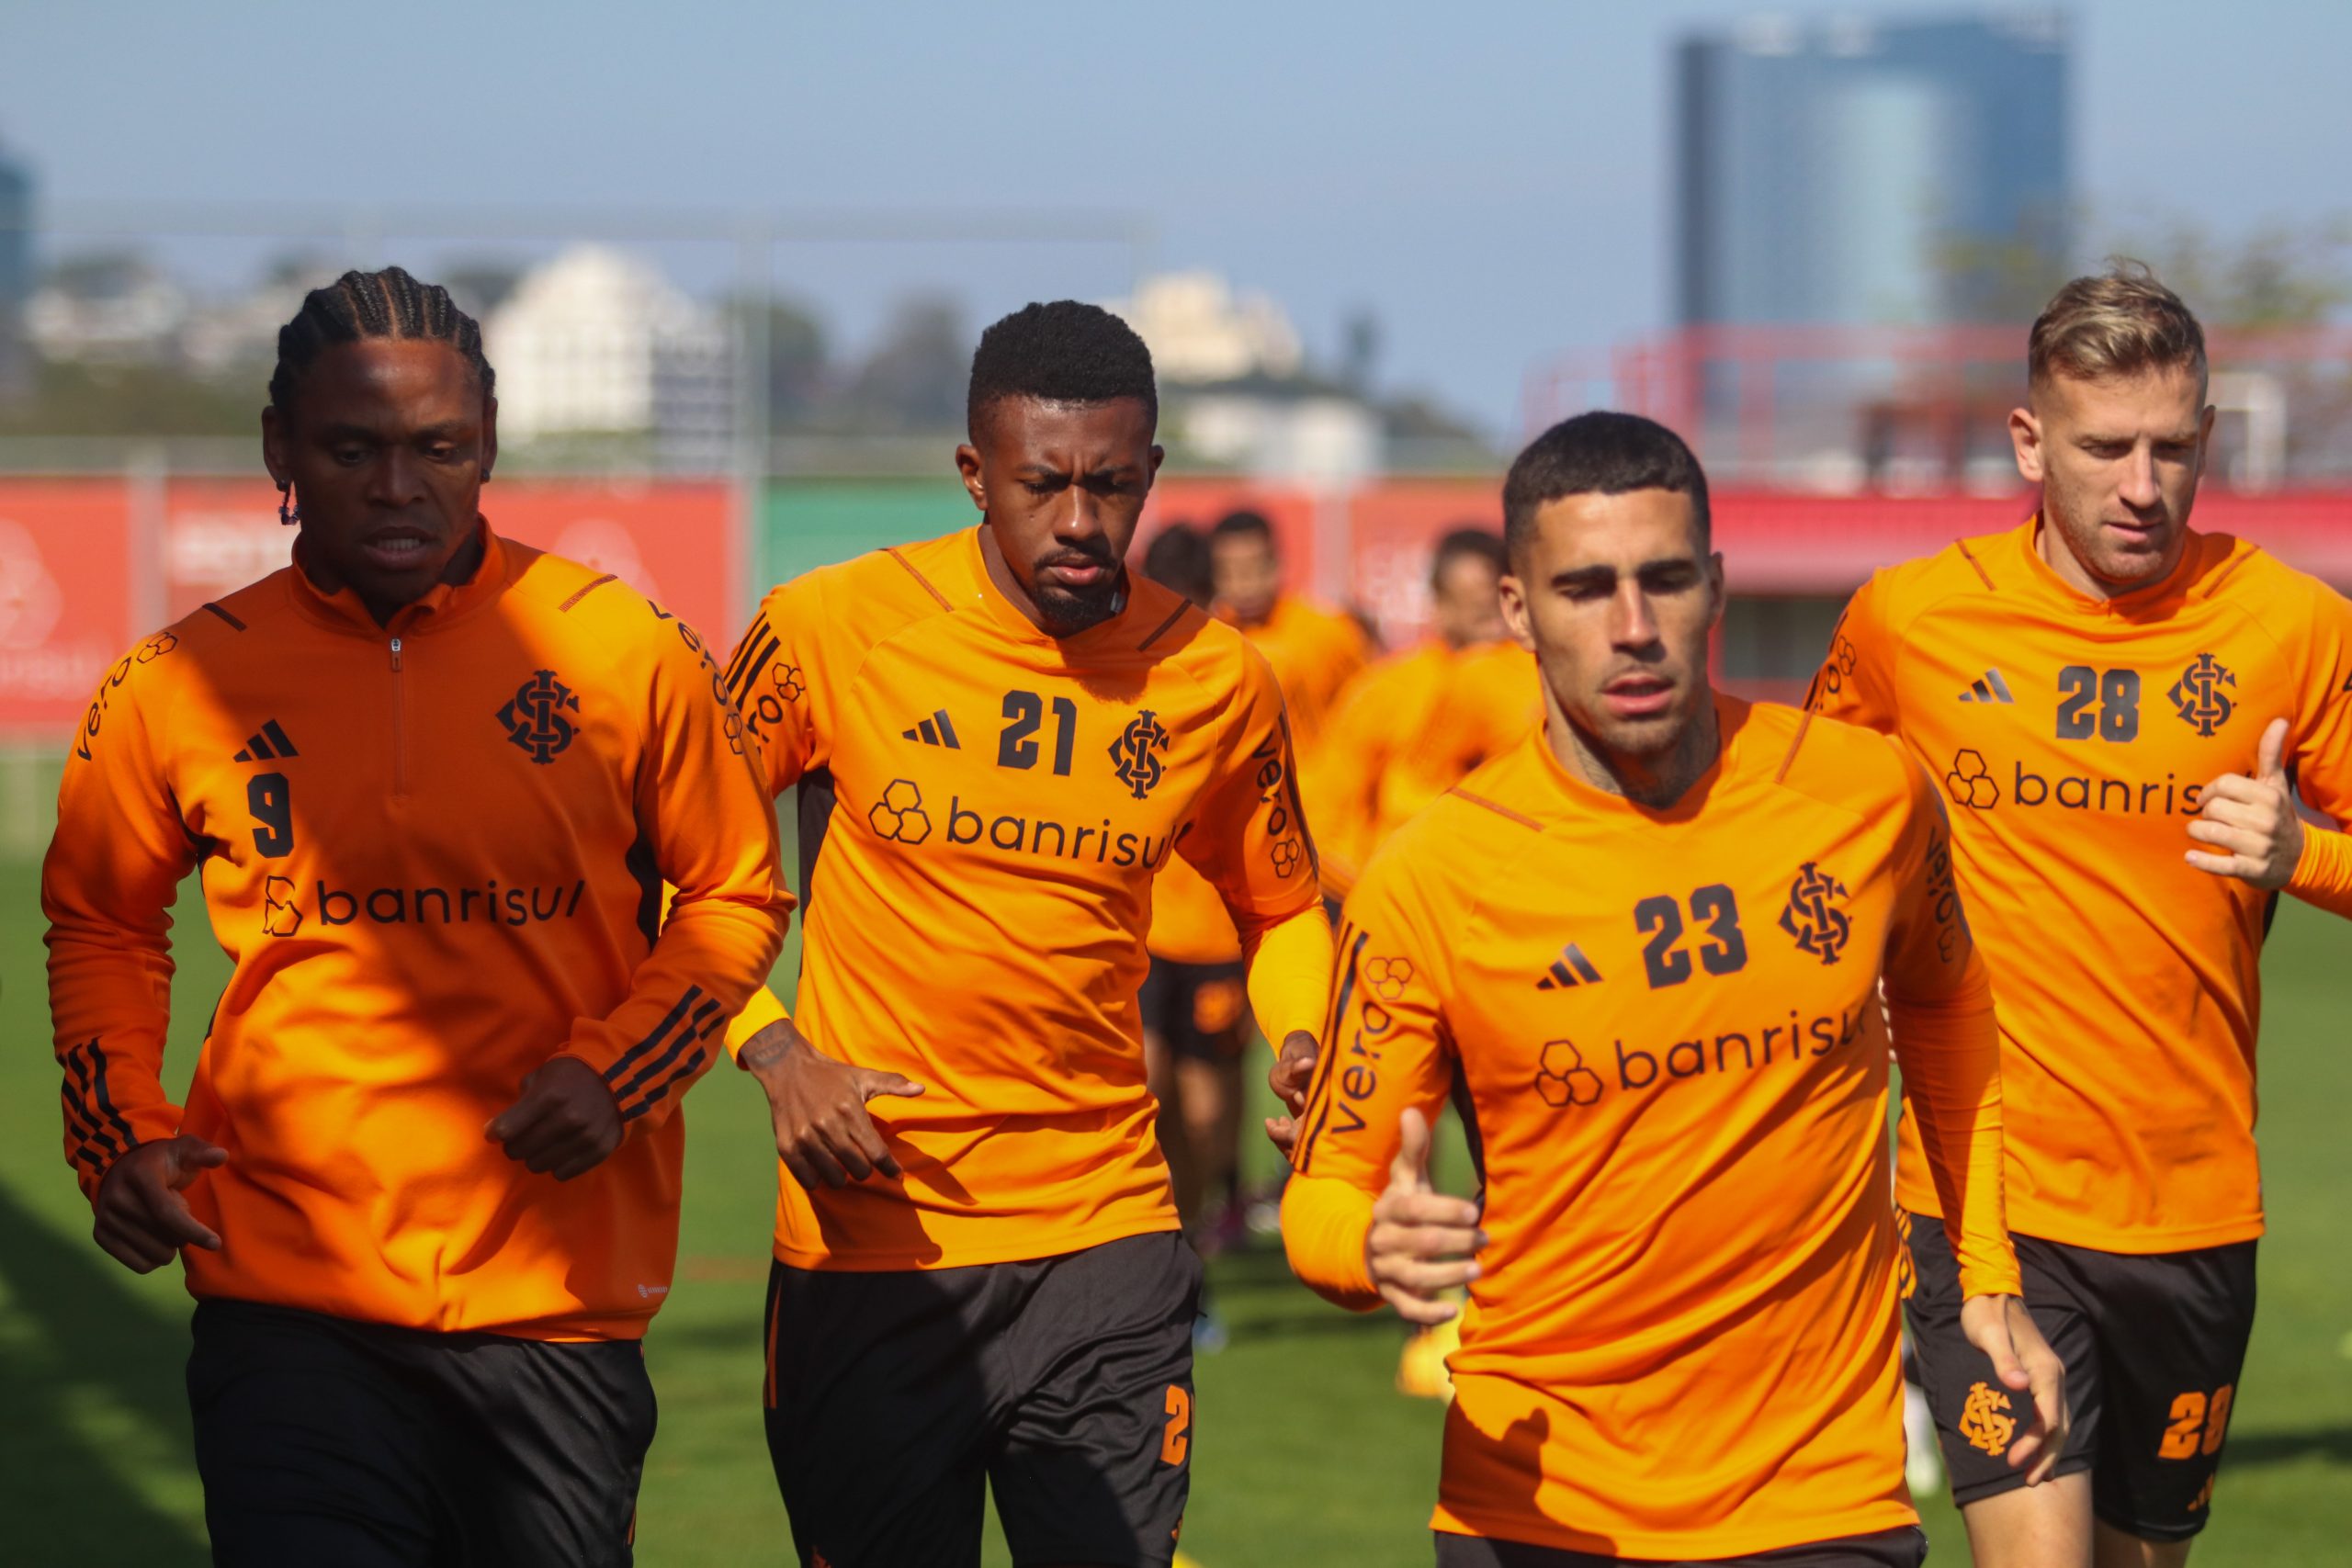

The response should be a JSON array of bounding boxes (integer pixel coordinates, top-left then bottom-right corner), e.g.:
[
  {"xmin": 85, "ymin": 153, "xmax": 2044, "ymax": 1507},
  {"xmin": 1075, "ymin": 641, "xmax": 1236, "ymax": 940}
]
[
  {"xmin": 1808, "ymin": 265, "xmax": 2352, "ymax": 1568},
  {"xmin": 721, "ymin": 302, "xmax": 1333, "ymax": 1568},
  {"xmin": 1137, "ymin": 524, "xmax": 1257, "ymax": 1308},
  {"xmin": 1211, "ymin": 509, "xmax": 1372, "ymax": 863},
  {"xmin": 1319, "ymin": 527, "xmax": 1529, "ymax": 900},
  {"xmin": 1283, "ymin": 412, "xmax": 2066, "ymax": 1567},
  {"xmin": 42, "ymin": 267, "xmax": 787, "ymax": 1566}
]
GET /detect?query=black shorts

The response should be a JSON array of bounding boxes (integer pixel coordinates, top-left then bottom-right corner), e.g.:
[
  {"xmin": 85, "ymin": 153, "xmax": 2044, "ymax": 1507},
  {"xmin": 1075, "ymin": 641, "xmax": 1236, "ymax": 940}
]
[
  {"xmin": 763, "ymin": 1231, "xmax": 1200, "ymax": 1568},
  {"xmin": 1139, "ymin": 956, "xmax": 1250, "ymax": 1063},
  {"xmin": 1432, "ymin": 1525, "xmax": 1927, "ymax": 1567},
  {"xmin": 188, "ymin": 1298, "xmax": 655, "ymax": 1568},
  {"xmin": 1903, "ymin": 1211, "xmax": 2257, "ymax": 1541}
]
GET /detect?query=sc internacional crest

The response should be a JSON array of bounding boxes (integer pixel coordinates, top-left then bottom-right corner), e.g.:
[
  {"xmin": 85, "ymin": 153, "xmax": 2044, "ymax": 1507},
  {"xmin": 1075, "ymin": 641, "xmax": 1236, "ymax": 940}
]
[
  {"xmin": 1108, "ymin": 708, "xmax": 1171, "ymax": 801},
  {"xmin": 1779, "ymin": 861, "xmax": 1852, "ymax": 965},
  {"xmin": 499, "ymin": 670, "xmax": 582, "ymax": 764}
]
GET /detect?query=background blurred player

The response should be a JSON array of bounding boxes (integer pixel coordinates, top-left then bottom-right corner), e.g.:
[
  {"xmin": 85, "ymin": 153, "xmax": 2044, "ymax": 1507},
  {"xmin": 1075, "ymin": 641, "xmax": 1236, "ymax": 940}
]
[
  {"xmin": 1138, "ymin": 523, "xmax": 1253, "ymax": 1350},
  {"xmin": 42, "ymin": 266, "xmax": 788, "ymax": 1565},
  {"xmin": 1210, "ymin": 508, "xmax": 1372, "ymax": 885},
  {"xmin": 1313, "ymin": 524, "xmax": 1532, "ymax": 1398},
  {"xmin": 723, "ymin": 302, "xmax": 1334, "ymax": 1568},
  {"xmin": 1809, "ymin": 265, "xmax": 2352, "ymax": 1568},
  {"xmin": 1318, "ymin": 526, "xmax": 1524, "ymax": 901},
  {"xmin": 1283, "ymin": 411, "xmax": 2064, "ymax": 1567}
]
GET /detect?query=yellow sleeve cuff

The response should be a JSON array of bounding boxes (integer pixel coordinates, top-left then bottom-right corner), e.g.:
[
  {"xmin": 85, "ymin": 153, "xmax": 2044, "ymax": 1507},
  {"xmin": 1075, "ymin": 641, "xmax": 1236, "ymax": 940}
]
[
  {"xmin": 1281, "ymin": 1172, "xmax": 1382, "ymax": 1310},
  {"xmin": 724, "ymin": 985, "xmax": 790, "ymax": 1059},
  {"xmin": 2288, "ymin": 823, "xmax": 2352, "ymax": 919}
]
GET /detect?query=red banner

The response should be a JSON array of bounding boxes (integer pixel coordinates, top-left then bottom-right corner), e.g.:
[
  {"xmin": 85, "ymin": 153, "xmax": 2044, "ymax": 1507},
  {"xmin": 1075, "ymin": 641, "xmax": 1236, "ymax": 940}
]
[
  {"xmin": 0, "ymin": 479, "xmax": 144, "ymax": 739},
  {"xmin": 1141, "ymin": 479, "xmax": 1323, "ymax": 593},
  {"xmin": 162, "ymin": 479, "xmax": 739, "ymax": 647}
]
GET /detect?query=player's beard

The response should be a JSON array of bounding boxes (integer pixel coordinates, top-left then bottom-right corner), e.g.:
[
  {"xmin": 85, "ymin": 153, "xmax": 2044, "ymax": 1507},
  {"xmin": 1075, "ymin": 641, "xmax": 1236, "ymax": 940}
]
[
  {"xmin": 1028, "ymin": 550, "xmax": 1125, "ymax": 636},
  {"xmin": 2044, "ymin": 479, "xmax": 2186, "ymax": 591}
]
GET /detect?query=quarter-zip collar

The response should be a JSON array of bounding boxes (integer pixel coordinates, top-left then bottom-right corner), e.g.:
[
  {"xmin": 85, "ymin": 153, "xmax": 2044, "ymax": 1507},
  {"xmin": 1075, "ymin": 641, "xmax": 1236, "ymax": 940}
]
[{"xmin": 285, "ymin": 517, "xmax": 507, "ymax": 638}]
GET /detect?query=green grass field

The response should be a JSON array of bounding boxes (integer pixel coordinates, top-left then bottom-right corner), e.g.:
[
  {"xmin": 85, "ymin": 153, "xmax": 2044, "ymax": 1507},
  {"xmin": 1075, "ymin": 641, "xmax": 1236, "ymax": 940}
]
[{"xmin": 1, "ymin": 817, "xmax": 2345, "ymax": 1565}]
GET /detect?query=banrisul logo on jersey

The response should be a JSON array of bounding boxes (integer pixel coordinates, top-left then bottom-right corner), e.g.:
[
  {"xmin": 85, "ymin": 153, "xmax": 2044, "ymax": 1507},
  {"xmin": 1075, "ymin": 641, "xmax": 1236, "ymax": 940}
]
[
  {"xmin": 261, "ymin": 874, "xmax": 592, "ymax": 938},
  {"xmin": 1943, "ymin": 655, "xmax": 2238, "ymax": 820},
  {"xmin": 865, "ymin": 775, "xmax": 1175, "ymax": 872}
]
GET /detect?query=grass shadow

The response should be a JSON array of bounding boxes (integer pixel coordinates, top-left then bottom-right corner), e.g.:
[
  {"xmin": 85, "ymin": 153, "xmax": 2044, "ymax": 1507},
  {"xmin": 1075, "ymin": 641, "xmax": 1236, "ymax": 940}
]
[{"xmin": 0, "ymin": 1179, "xmax": 207, "ymax": 1562}]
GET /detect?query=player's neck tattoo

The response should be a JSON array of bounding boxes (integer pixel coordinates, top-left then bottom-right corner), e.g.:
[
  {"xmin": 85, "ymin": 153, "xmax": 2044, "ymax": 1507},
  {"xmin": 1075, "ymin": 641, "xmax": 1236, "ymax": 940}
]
[{"xmin": 1558, "ymin": 698, "xmax": 1722, "ymax": 809}]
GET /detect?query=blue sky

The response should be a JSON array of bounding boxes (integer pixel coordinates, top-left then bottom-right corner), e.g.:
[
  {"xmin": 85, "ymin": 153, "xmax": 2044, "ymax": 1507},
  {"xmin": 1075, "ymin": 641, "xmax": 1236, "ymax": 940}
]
[{"xmin": 4, "ymin": 1, "xmax": 2346, "ymax": 434}]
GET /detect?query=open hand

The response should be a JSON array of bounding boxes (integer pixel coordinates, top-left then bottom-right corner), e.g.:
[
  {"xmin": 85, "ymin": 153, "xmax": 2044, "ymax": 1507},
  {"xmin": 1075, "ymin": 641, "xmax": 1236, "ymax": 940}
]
[{"xmin": 740, "ymin": 1021, "xmax": 924, "ymax": 1190}]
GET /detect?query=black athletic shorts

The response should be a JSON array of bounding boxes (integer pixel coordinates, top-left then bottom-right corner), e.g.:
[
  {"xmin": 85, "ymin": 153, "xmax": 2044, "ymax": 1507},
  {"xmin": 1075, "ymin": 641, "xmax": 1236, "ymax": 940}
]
[
  {"xmin": 1903, "ymin": 1209, "xmax": 2257, "ymax": 1541},
  {"xmin": 1138, "ymin": 955, "xmax": 1250, "ymax": 1063},
  {"xmin": 1432, "ymin": 1525, "xmax": 1927, "ymax": 1567},
  {"xmin": 188, "ymin": 1298, "xmax": 655, "ymax": 1567},
  {"xmin": 763, "ymin": 1231, "xmax": 1200, "ymax": 1568}
]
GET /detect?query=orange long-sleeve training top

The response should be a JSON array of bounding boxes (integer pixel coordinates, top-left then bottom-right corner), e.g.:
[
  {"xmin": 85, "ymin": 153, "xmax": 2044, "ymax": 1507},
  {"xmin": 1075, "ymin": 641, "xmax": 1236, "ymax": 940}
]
[
  {"xmin": 45, "ymin": 523, "xmax": 789, "ymax": 1340},
  {"xmin": 728, "ymin": 527, "xmax": 1330, "ymax": 1271},
  {"xmin": 1284, "ymin": 699, "xmax": 2016, "ymax": 1559},
  {"xmin": 1811, "ymin": 519, "xmax": 2352, "ymax": 1253}
]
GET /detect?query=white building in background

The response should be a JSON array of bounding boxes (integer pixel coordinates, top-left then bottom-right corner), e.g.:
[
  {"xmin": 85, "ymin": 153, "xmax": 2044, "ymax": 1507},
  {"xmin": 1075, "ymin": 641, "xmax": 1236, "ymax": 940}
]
[
  {"xmin": 25, "ymin": 256, "xmax": 190, "ymax": 365},
  {"xmin": 486, "ymin": 246, "xmax": 730, "ymax": 460},
  {"xmin": 1107, "ymin": 272, "xmax": 1302, "ymax": 385}
]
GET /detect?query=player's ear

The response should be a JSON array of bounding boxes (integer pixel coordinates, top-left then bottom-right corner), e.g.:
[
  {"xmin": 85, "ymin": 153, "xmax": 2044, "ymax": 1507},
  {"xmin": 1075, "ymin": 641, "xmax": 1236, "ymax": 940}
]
[
  {"xmin": 955, "ymin": 443, "xmax": 987, "ymax": 513},
  {"xmin": 2008, "ymin": 403, "xmax": 2044, "ymax": 485},
  {"xmin": 1704, "ymin": 551, "xmax": 1727, "ymax": 630},
  {"xmin": 1498, "ymin": 572, "xmax": 1534, "ymax": 650},
  {"xmin": 481, "ymin": 395, "xmax": 499, "ymax": 483},
  {"xmin": 261, "ymin": 404, "xmax": 290, "ymax": 490}
]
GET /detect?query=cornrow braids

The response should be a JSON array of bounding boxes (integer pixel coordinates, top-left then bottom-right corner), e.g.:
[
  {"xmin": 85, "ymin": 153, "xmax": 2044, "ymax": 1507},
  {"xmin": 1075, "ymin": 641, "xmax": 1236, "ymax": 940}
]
[{"xmin": 268, "ymin": 265, "xmax": 496, "ymax": 419}]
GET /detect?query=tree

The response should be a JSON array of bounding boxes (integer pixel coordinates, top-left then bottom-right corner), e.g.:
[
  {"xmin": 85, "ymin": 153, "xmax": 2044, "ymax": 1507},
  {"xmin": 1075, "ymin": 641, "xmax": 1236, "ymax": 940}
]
[
  {"xmin": 845, "ymin": 297, "xmax": 967, "ymax": 432},
  {"xmin": 727, "ymin": 296, "xmax": 830, "ymax": 425}
]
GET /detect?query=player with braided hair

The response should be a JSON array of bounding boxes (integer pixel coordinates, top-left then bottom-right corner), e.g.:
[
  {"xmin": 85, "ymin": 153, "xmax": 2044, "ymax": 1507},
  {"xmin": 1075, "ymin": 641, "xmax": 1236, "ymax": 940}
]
[{"xmin": 45, "ymin": 265, "xmax": 787, "ymax": 1564}]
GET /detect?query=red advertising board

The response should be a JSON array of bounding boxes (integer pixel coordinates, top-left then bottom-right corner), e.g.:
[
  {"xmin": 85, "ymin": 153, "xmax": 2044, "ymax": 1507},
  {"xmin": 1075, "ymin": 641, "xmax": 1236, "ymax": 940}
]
[
  {"xmin": 0, "ymin": 479, "xmax": 146, "ymax": 739},
  {"xmin": 162, "ymin": 478, "xmax": 741, "ymax": 647}
]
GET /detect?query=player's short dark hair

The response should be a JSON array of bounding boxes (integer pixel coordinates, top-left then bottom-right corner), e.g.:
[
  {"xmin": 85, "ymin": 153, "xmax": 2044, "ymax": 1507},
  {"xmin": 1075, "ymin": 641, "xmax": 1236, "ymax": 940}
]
[
  {"xmin": 1502, "ymin": 412, "xmax": 1710, "ymax": 564},
  {"xmin": 1141, "ymin": 523, "xmax": 1214, "ymax": 607},
  {"xmin": 967, "ymin": 300, "xmax": 1157, "ymax": 436},
  {"xmin": 1430, "ymin": 526, "xmax": 1507, "ymax": 589},
  {"xmin": 270, "ymin": 265, "xmax": 494, "ymax": 421},
  {"xmin": 1209, "ymin": 509, "xmax": 1276, "ymax": 550}
]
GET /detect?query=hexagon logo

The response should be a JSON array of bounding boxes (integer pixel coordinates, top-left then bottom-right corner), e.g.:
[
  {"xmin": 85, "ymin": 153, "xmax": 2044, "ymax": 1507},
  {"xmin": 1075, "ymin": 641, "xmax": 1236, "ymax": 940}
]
[
  {"xmin": 868, "ymin": 778, "xmax": 933, "ymax": 844},
  {"xmin": 1944, "ymin": 749, "xmax": 1999, "ymax": 810},
  {"xmin": 1535, "ymin": 1040, "xmax": 1602, "ymax": 1109},
  {"xmin": 1363, "ymin": 955, "xmax": 1414, "ymax": 1001}
]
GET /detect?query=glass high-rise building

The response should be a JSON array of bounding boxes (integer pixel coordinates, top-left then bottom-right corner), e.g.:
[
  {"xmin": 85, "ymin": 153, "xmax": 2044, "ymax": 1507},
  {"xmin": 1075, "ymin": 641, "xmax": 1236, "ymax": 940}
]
[
  {"xmin": 0, "ymin": 141, "xmax": 31, "ymax": 394},
  {"xmin": 1676, "ymin": 13, "xmax": 2071, "ymax": 328}
]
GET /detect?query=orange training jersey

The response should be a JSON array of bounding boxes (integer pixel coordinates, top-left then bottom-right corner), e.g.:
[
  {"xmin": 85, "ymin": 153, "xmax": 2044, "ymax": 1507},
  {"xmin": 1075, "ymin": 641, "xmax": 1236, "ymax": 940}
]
[
  {"xmin": 733, "ymin": 527, "xmax": 1323, "ymax": 1269},
  {"xmin": 1811, "ymin": 518, "xmax": 2352, "ymax": 1252},
  {"xmin": 1231, "ymin": 592, "xmax": 1371, "ymax": 751},
  {"xmin": 1320, "ymin": 640, "xmax": 1541, "ymax": 897},
  {"xmin": 1283, "ymin": 700, "xmax": 2016, "ymax": 1559},
  {"xmin": 44, "ymin": 525, "xmax": 788, "ymax": 1339},
  {"xmin": 1146, "ymin": 855, "xmax": 1244, "ymax": 966}
]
